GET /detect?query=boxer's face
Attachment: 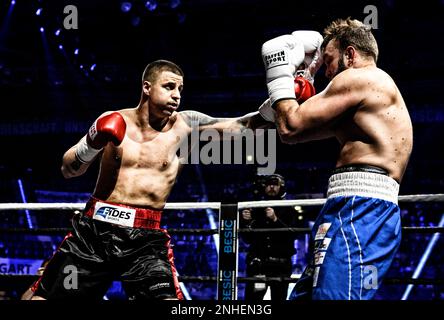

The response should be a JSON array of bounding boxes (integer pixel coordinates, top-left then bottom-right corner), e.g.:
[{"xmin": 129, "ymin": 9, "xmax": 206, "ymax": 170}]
[
  {"xmin": 145, "ymin": 70, "xmax": 183, "ymax": 117},
  {"xmin": 323, "ymin": 39, "xmax": 348, "ymax": 80}
]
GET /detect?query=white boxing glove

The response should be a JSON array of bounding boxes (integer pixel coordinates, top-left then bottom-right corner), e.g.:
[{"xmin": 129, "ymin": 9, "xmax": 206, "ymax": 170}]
[
  {"xmin": 291, "ymin": 31, "xmax": 324, "ymax": 83},
  {"xmin": 261, "ymin": 35, "xmax": 305, "ymax": 106}
]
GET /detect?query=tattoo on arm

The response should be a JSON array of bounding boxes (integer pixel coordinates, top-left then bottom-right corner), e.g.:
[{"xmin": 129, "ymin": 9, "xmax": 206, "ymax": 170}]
[
  {"xmin": 181, "ymin": 110, "xmax": 266, "ymax": 132},
  {"xmin": 70, "ymin": 159, "xmax": 81, "ymax": 171},
  {"xmin": 71, "ymin": 154, "xmax": 85, "ymax": 171},
  {"xmin": 180, "ymin": 110, "xmax": 221, "ymax": 127},
  {"xmin": 237, "ymin": 111, "xmax": 259, "ymax": 130}
]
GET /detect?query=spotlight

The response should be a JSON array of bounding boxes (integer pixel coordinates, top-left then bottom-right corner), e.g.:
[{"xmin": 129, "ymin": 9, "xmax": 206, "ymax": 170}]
[
  {"xmin": 39, "ymin": 27, "xmax": 44, "ymax": 33},
  {"xmin": 58, "ymin": 44, "xmax": 63, "ymax": 50},
  {"xmin": 54, "ymin": 29, "xmax": 61, "ymax": 36},
  {"xmin": 36, "ymin": 8, "xmax": 42, "ymax": 16},
  {"xmin": 74, "ymin": 48, "xmax": 79, "ymax": 55},
  {"xmin": 11, "ymin": 0, "xmax": 16, "ymax": 5},
  {"xmin": 90, "ymin": 64, "xmax": 96, "ymax": 71},
  {"xmin": 170, "ymin": 0, "xmax": 181, "ymax": 9},
  {"xmin": 120, "ymin": 2, "xmax": 132, "ymax": 13},
  {"xmin": 145, "ymin": 0, "xmax": 157, "ymax": 12}
]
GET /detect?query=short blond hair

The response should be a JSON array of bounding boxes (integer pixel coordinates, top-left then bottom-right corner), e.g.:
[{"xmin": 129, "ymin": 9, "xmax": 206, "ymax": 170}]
[{"xmin": 321, "ymin": 17, "xmax": 379, "ymax": 61}]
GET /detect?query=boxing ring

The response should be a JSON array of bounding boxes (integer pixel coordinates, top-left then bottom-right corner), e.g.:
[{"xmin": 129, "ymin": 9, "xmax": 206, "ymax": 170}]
[{"xmin": 1, "ymin": 193, "xmax": 444, "ymax": 300}]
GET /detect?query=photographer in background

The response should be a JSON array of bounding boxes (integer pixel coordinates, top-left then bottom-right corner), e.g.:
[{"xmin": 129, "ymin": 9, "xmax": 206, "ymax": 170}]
[{"xmin": 241, "ymin": 174, "xmax": 298, "ymax": 300}]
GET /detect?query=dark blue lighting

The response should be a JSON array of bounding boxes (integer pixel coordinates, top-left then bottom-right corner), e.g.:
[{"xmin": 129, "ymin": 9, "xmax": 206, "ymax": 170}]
[
  {"xmin": 177, "ymin": 13, "xmax": 186, "ymax": 24},
  {"xmin": 131, "ymin": 16, "xmax": 141, "ymax": 27},
  {"xmin": 17, "ymin": 179, "xmax": 34, "ymax": 229},
  {"xmin": 145, "ymin": 0, "xmax": 157, "ymax": 11},
  {"xmin": 170, "ymin": 0, "xmax": 181, "ymax": 9},
  {"xmin": 121, "ymin": 2, "xmax": 132, "ymax": 13}
]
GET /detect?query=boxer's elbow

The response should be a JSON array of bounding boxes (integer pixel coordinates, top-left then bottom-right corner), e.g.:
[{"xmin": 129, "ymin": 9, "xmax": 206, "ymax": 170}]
[
  {"xmin": 61, "ymin": 148, "xmax": 86, "ymax": 178},
  {"xmin": 61, "ymin": 159, "xmax": 85, "ymax": 179},
  {"xmin": 276, "ymin": 119, "xmax": 304, "ymax": 144},
  {"xmin": 278, "ymin": 130, "xmax": 300, "ymax": 144},
  {"xmin": 61, "ymin": 165, "xmax": 75, "ymax": 179}
]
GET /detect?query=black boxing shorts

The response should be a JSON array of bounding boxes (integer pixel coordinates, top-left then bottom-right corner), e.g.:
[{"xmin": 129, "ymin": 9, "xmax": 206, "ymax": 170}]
[{"xmin": 33, "ymin": 196, "xmax": 183, "ymax": 300}]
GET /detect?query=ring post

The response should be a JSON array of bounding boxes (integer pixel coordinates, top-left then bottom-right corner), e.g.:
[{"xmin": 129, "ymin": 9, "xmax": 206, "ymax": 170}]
[{"xmin": 216, "ymin": 203, "xmax": 239, "ymax": 300}]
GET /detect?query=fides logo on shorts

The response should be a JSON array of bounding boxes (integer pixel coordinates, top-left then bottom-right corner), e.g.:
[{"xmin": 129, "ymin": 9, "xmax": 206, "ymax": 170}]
[{"xmin": 93, "ymin": 202, "xmax": 136, "ymax": 228}]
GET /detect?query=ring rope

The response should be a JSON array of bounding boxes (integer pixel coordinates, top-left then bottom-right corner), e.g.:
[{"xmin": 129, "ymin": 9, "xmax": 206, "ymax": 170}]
[
  {"xmin": 1, "ymin": 274, "xmax": 443, "ymax": 286},
  {"xmin": 1, "ymin": 193, "xmax": 443, "ymax": 212},
  {"xmin": 238, "ymin": 194, "xmax": 444, "ymax": 209},
  {"xmin": 0, "ymin": 202, "xmax": 221, "ymax": 211},
  {"xmin": 0, "ymin": 227, "xmax": 221, "ymax": 235},
  {"xmin": 1, "ymin": 194, "xmax": 443, "ymax": 297},
  {"xmin": 1, "ymin": 226, "xmax": 443, "ymax": 235}
]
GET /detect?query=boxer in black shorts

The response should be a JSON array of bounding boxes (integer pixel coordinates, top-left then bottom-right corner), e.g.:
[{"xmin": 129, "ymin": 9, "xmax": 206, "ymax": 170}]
[
  {"xmin": 34, "ymin": 197, "xmax": 181, "ymax": 299},
  {"xmin": 32, "ymin": 60, "xmax": 272, "ymax": 300}
]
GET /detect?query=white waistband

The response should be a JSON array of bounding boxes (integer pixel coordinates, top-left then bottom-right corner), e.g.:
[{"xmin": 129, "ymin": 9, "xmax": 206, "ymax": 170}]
[{"xmin": 327, "ymin": 171, "xmax": 399, "ymax": 204}]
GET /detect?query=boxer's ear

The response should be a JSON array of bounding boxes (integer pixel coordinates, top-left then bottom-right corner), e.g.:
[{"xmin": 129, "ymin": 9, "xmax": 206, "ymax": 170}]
[{"xmin": 143, "ymin": 80, "xmax": 151, "ymax": 95}]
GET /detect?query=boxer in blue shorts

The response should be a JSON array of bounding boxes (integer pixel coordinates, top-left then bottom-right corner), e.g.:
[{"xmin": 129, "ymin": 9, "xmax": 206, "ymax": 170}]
[
  {"xmin": 259, "ymin": 19, "xmax": 413, "ymax": 299},
  {"xmin": 290, "ymin": 165, "xmax": 401, "ymax": 299}
]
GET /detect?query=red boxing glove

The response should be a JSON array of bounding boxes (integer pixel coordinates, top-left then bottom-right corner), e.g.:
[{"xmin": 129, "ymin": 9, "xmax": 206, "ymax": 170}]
[
  {"xmin": 259, "ymin": 76, "xmax": 316, "ymax": 122},
  {"xmin": 87, "ymin": 112, "xmax": 126, "ymax": 149},
  {"xmin": 294, "ymin": 76, "xmax": 316, "ymax": 103},
  {"xmin": 76, "ymin": 112, "xmax": 126, "ymax": 163}
]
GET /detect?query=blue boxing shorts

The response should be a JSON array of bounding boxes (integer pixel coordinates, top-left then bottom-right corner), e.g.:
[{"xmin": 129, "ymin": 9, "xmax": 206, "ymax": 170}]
[{"xmin": 290, "ymin": 165, "xmax": 401, "ymax": 300}]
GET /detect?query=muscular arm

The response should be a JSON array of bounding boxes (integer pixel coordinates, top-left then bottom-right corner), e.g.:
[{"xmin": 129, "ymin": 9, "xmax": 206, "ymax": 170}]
[
  {"xmin": 180, "ymin": 110, "xmax": 273, "ymax": 138},
  {"xmin": 275, "ymin": 69, "xmax": 364, "ymax": 144},
  {"xmin": 60, "ymin": 137, "xmax": 96, "ymax": 179},
  {"xmin": 61, "ymin": 110, "xmax": 125, "ymax": 179}
]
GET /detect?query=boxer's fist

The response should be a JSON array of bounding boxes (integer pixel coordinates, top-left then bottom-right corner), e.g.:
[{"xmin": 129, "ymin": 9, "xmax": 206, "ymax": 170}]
[
  {"xmin": 291, "ymin": 31, "xmax": 324, "ymax": 83},
  {"xmin": 87, "ymin": 112, "xmax": 126, "ymax": 149},
  {"xmin": 262, "ymin": 35, "xmax": 305, "ymax": 106},
  {"xmin": 295, "ymin": 76, "xmax": 316, "ymax": 103},
  {"xmin": 259, "ymin": 76, "xmax": 316, "ymax": 122},
  {"xmin": 75, "ymin": 112, "xmax": 126, "ymax": 163}
]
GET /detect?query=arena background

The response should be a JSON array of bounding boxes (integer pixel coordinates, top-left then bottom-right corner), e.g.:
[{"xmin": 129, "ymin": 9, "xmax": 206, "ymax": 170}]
[{"xmin": 0, "ymin": 0, "xmax": 443, "ymax": 300}]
